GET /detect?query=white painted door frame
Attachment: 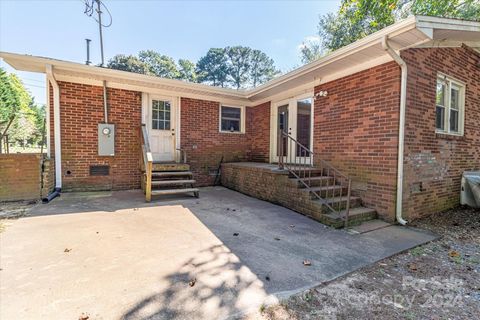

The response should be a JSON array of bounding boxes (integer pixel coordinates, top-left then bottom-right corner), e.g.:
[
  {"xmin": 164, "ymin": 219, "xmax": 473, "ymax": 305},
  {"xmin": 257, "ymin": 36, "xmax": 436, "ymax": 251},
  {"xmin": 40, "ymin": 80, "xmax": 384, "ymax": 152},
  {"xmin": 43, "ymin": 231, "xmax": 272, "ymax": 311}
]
[
  {"xmin": 142, "ymin": 93, "xmax": 181, "ymax": 162},
  {"xmin": 270, "ymin": 92, "xmax": 314, "ymax": 164}
]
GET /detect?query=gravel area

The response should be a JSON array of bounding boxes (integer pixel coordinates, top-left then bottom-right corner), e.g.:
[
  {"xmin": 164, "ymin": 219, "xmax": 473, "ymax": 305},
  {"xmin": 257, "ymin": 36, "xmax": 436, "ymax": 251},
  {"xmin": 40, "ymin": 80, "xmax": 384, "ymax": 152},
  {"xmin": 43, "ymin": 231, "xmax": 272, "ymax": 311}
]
[{"xmin": 249, "ymin": 207, "xmax": 480, "ymax": 320}]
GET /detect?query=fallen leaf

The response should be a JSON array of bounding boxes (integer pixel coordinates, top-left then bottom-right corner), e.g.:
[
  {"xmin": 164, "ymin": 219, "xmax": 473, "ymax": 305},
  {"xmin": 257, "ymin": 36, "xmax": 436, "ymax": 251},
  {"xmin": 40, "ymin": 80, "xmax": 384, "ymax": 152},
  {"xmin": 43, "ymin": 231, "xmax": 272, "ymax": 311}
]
[
  {"xmin": 189, "ymin": 278, "xmax": 196, "ymax": 287},
  {"xmin": 303, "ymin": 260, "xmax": 312, "ymax": 266},
  {"xmin": 290, "ymin": 225, "xmax": 295, "ymax": 228},
  {"xmin": 78, "ymin": 313, "xmax": 89, "ymax": 320},
  {"xmin": 274, "ymin": 237, "xmax": 280, "ymax": 241},
  {"xmin": 265, "ymin": 276, "xmax": 270, "ymax": 281},
  {"xmin": 233, "ymin": 233, "xmax": 239, "ymax": 236},
  {"xmin": 408, "ymin": 263, "xmax": 417, "ymax": 271},
  {"xmin": 449, "ymin": 250, "xmax": 460, "ymax": 258},
  {"xmin": 64, "ymin": 248, "xmax": 72, "ymax": 253}
]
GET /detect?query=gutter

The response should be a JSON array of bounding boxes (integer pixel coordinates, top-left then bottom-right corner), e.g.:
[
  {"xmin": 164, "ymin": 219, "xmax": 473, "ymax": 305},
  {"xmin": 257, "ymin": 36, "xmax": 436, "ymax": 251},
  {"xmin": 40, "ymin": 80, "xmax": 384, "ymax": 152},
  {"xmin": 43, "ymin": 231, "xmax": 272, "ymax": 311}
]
[
  {"xmin": 382, "ymin": 36, "xmax": 408, "ymax": 225},
  {"xmin": 45, "ymin": 65, "xmax": 62, "ymax": 201}
]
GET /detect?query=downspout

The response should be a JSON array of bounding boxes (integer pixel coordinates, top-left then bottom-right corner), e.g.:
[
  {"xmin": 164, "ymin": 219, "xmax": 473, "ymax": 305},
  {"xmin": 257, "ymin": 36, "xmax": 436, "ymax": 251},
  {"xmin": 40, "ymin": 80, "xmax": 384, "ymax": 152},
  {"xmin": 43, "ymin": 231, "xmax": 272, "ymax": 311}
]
[
  {"xmin": 44, "ymin": 65, "xmax": 62, "ymax": 202},
  {"xmin": 382, "ymin": 36, "xmax": 408, "ymax": 225}
]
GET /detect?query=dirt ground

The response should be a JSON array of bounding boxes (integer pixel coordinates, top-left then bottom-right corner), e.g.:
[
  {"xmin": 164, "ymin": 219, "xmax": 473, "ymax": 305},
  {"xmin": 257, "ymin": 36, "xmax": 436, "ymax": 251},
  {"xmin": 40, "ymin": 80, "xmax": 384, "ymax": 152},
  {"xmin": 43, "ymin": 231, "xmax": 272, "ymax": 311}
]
[
  {"xmin": 250, "ymin": 206, "xmax": 480, "ymax": 320},
  {"xmin": 0, "ymin": 200, "xmax": 38, "ymax": 232}
]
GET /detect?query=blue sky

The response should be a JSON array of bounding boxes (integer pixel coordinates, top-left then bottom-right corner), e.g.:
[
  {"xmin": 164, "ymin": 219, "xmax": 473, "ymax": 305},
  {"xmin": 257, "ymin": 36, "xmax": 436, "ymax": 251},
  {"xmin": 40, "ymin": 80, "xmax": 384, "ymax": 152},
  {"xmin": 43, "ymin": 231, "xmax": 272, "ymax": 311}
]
[{"xmin": 0, "ymin": 0, "xmax": 340, "ymax": 104}]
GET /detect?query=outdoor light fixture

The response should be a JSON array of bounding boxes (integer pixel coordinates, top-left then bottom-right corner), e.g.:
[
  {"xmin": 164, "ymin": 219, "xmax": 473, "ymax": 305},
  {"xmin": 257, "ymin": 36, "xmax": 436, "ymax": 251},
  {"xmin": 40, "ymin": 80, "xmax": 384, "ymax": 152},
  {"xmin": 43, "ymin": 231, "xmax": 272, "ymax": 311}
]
[{"xmin": 314, "ymin": 91, "xmax": 328, "ymax": 100}]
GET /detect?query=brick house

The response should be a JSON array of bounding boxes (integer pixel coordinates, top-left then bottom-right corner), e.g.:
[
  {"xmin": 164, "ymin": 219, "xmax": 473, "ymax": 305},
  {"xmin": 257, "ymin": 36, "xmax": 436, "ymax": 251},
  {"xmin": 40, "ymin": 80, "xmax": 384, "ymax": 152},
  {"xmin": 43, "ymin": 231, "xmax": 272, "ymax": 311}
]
[{"xmin": 1, "ymin": 16, "xmax": 478, "ymax": 226}]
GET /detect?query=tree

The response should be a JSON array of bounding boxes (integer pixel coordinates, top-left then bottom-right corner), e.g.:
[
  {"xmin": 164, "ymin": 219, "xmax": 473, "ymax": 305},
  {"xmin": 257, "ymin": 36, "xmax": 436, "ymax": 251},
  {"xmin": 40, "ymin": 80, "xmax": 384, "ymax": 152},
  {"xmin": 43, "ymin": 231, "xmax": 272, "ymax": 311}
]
[
  {"xmin": 107, "ymin": 54, "xmax": 150, "ymax": 74},
  {"xmin": 0, "ymin": 68, "xmax": 20, "ymax": 125},
  {"xmin": 225, "ymin": 46, "xmax": 252, "ymax": 89},
  {"xmin": 300, "ymin": 0, "xmax": 480, "ymax": 63},
  {"xmin": 196, "ymin": 48, "xmax": 229, "ymax": 87},
  {"xmin": 299, "ymin": 40, "xmax": 323, "ymax": 65},
  {"xmin": 249, "ymin": 49, "xmax": 280, "ymax": 87},
  {"xmin": 177, "ymin": 59, "xmax": 197, "ymax": 82},
  {"xmin": 138, "ymin": 50, "xmax": 180, "ymax": 79}
]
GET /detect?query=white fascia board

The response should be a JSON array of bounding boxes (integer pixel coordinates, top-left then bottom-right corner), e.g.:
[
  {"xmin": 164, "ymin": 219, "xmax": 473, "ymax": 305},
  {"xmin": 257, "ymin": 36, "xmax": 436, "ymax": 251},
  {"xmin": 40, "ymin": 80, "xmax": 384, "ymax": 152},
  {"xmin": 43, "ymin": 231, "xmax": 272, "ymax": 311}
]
[{"xmin": 416, "ymin": 15, "xmax": 480, "ymax": 33}]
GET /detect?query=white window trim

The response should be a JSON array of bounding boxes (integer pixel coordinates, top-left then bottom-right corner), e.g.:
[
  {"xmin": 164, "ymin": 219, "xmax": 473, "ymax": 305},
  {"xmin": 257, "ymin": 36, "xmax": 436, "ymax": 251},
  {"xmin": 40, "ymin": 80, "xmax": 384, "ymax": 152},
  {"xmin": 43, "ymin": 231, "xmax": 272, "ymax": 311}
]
[
  {"xmin": 435, "ymin": 73, "xmax": 465, "ymax": 136},
  {"xmin": 219, "ymin": 104, "xmax": 246, "ymax": 134}
]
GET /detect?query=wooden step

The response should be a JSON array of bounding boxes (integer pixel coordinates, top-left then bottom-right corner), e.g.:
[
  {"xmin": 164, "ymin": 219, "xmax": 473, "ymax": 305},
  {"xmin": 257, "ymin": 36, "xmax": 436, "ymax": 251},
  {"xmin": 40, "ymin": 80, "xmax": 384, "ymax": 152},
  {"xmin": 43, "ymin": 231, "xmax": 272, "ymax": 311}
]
[
  {"xmin": 152, "ymin": 162, "xmax": 190, "ymax": 172},
  {"xmin": 151, "ymin": 188, "xmax": 199, "ymax": 196},
  {"xmin": 150, "ymin": 171, "xmax": 193, "ymax": 177},
  {"xmin": 151, "ymin": 179, "xmax": 196, "ymax": 186}
]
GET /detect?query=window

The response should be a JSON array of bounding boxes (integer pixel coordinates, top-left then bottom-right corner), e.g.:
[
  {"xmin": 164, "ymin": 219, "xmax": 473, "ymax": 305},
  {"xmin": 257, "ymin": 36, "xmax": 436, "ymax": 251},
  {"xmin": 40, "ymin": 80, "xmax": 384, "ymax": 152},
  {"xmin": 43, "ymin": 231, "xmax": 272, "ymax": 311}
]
[
  {"xmin": 152, "ymin": 100, "xmax": 171, "ymax": 130},
  {"xmin": 220, "ymin": 105, "xmax": 244, "ymax": 133},
  {"xmin": 435, "ymin": 75, "xmax": 465, "ymax": 135}
]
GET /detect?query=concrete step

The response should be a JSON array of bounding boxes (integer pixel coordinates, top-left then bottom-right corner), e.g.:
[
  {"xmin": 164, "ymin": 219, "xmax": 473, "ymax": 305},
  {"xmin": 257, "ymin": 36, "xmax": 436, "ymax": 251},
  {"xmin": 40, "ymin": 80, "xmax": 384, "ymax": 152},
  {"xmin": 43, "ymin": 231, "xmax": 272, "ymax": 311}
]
[
  {"xmin": 151, "ymin": 179, "xmax": 196, "ymax": 186},
  {"xmin": 322, "ymin": 206, "xmax": 377, "ymax": 228},
  {"xmin": 151, "ymin": 188, "xmax": 199, "ymax": 197}
]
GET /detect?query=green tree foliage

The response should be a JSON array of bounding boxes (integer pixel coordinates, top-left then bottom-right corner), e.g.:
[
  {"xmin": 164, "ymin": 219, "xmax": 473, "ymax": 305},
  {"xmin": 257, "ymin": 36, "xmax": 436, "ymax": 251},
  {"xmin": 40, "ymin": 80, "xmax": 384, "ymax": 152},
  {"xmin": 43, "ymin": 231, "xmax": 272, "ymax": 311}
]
[
  {"xmin": 250, "ymin": 49, "xmax": 280, "ymax": 88},
  {"xmin": 301, "ymin": 0, "xmax": 480, "ymax": 63},
  {"xmin": 0, "ymin": 68, "xmax": 20, "ymax": 124},
  {"xmin": 107, "ymin": 54, "xmax": 150, "ymax": 74},
  {"xmin": 107, "ymin": 47, "xmax": 279, "ymax": 89},
  {"xmin": 177, "ymin": 59, "xmax": 197, "ymax": 82},
  {"xmin": 196, "ymin": 48, "xmax": 230, "ymax": 87},
  {"xmin": 225, "ymin": 46, "xmax": 252, "ymax": 89},
  {"xmin": 196, "ymin": 47, "xmax": 279, "ymax": 89},
  {"xmin": 138, "ymin": 50, "xmax": 180, "ymax": 78},
  {"xmin": 0, "ymin": 67, "xmax": 45, "ymax": 150}
]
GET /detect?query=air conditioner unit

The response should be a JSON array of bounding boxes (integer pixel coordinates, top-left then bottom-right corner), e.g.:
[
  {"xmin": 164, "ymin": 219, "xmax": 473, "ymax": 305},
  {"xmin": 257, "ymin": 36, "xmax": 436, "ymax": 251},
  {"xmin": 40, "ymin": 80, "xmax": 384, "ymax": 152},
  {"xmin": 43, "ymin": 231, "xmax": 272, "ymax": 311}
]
[{"xmin": 460, "ymin": 171, "xmax": 480, "ymax": 208}]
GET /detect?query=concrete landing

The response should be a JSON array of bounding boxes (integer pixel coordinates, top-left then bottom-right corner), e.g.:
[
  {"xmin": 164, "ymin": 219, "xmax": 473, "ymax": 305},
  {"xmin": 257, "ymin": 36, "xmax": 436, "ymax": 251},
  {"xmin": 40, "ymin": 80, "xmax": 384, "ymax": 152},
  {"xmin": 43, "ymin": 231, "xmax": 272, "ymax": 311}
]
[{"xmin": 0, "ymin": 187, "xmax": 438, "ymax": 320}]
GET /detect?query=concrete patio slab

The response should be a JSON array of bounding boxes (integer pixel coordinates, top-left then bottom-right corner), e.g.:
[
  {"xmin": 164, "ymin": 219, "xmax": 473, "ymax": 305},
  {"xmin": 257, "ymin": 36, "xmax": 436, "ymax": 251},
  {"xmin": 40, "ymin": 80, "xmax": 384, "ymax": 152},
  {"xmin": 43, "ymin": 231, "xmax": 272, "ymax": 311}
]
[{"xmin": 0, "ymin": 187, "xmax": 437, "ymax": 320}]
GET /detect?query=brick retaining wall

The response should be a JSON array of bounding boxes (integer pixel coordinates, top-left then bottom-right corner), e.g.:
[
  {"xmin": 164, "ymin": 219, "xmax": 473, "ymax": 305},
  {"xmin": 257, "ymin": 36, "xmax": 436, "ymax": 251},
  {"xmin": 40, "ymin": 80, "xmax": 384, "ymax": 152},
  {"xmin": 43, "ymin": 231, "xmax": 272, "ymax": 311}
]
[{"xmin": 0, "ymin": 154, "xmax": 43, "ymax": 201}]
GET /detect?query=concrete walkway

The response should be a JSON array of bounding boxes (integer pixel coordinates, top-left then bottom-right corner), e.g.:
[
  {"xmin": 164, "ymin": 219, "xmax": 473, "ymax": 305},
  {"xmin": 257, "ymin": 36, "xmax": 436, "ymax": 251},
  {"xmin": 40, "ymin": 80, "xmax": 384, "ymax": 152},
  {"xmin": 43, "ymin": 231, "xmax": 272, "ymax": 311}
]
[{"xmin": 0, "ymin": 187, "xmax": 437, "ymax": 320}]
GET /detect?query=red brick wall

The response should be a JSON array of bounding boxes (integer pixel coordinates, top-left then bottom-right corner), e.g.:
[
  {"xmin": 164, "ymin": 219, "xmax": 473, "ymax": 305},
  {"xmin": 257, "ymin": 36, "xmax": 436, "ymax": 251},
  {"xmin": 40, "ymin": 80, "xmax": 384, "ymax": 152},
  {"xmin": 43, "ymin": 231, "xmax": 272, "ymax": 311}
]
[
  {"xmin": 248, "ymin": 101, "xmax": 271, "ymax": 162},
  {"xmin": 49, "ymin": 82, "xmax": 142, "ymax": 191},
  {"xmin": 180, "ymin": 97, "xmax": 252, "ymax": 186},
  {"xmin": 401, "ymin": 46, "xmax": 480, "ymax": 219},
  {"xmin": 0, "ymin": 154, "xmax": 42, "ymax": 201},
  {"xmin": 313, "ymin": 61, "xmax": 402, "ymax": 221}
]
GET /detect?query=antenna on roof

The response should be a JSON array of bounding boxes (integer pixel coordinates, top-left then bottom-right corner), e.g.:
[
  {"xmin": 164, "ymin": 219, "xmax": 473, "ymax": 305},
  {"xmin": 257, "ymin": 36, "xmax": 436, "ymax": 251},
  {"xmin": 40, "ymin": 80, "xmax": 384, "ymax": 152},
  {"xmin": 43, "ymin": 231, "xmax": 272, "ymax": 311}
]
[{"xmin": 83, "ymin": 0, "xmax": 112, "ymax": 67}]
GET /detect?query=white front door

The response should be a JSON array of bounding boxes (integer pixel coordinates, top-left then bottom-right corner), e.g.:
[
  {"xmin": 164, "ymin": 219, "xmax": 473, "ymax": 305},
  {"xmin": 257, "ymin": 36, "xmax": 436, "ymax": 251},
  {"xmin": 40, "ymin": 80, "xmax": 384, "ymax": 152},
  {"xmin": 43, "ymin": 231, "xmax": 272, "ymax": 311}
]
[
  {"xmin": 148, "ymin": 97, "xmax": 176, "ymax": 162},
  {"xmin": 272, "ymin": 95, "xmax": 313, "ymax": 164}
]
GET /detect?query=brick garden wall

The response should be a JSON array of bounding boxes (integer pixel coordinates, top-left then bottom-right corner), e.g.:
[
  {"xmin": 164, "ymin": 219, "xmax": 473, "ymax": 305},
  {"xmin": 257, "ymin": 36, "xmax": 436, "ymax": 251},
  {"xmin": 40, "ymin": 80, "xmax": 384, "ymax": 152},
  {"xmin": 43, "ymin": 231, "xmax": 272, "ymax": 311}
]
[
  {"xmin": 50, "ymin": 82, "xmax": 142, "ymax": 191},
  {"xmin": 401, "ymin": 46, "xmax": 480, "ymax": 220},
  {"xmin": 313, "ymin": 61, "xmax": 402, "ymax": 221},
  {"xmin": 0, "ymin": 154, "xmax": 42, "ymax": 201}
]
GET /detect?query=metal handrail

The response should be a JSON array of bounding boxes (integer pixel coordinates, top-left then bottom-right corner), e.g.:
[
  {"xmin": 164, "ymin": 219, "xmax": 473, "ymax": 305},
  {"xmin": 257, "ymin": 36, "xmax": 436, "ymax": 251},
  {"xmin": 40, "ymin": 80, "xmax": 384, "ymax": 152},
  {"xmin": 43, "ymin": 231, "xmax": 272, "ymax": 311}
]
[
  {"xmin": 141, "ymin": 124, "xmax": 153, "ymax": 202},
  {"xmin": 278, "ymin": 130, "xmax": 351, "ymax": 227}
]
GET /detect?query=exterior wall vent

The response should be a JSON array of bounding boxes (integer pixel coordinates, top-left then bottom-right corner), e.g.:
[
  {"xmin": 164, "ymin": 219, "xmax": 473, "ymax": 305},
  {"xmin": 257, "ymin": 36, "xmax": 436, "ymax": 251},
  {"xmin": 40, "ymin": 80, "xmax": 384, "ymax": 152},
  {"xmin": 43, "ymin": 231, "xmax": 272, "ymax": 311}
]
[{"xmin": 89, "ymin": 165, "xmax": 110, "ymax": 176}]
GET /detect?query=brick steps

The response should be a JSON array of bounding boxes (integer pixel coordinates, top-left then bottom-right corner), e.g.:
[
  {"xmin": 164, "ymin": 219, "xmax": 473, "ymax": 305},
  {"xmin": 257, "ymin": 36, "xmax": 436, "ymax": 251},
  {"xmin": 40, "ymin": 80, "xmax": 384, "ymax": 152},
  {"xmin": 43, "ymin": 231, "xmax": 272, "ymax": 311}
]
[{"xmin": 291, "ymin": 173, "xmax": 377, "ymax": 228}]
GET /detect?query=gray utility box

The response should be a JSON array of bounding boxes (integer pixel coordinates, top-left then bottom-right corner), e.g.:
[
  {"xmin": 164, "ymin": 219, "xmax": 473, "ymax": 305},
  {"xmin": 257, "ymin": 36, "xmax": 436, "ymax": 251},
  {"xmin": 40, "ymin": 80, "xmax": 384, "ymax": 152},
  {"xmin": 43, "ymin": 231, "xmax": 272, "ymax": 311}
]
[
  {"xmin": 98, "ymin": 123, "xmax": 115, "ymax": 156},
  {"xmin": 461, "ymin": 171, "xmax": 480, "ymax": 208}
]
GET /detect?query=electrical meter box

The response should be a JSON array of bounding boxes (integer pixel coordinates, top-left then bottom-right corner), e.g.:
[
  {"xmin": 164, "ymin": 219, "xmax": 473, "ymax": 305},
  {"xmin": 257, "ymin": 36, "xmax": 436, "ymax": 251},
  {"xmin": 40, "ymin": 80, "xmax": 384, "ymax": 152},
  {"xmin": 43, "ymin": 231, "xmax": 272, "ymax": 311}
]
[{"xmin": 98, "ymin": 123, "xmax": 115, "ymax": 156}]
